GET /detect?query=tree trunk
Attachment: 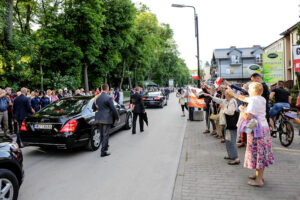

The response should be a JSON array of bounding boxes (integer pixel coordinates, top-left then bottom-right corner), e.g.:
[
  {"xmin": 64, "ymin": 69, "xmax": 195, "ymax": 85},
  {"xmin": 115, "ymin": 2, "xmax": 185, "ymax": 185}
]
[
  {"xmin": 127, "ymin": 66, "xmax": 132, "ymax": 89},
  {"xmin": 40, "ymin": 58, "xmax": 44, "ymax": 91},
  {"xmin": 24, "ymin": 4, "xmax": 31, "ymax": 35},
  {"xmin": 83, "ymin": 63, "xmax": 89, "ymax": 92},
  {"xmin": 119, "ymin": 60, "xmax": 126, "ymax": 89},
  {"xmin": 134, "ymin": 67, "xmax": 137, "ymax": 87},
  {"xmin": 147, "ymin": 67, "xmax": 152, "ymax": 80},
  {"xmin": 105, "ymin": 73, "xmax": 107, "ymax": 84},
  {"xmin": 4, "ymin": 0, "xmax": 13, "ymax": 48}
]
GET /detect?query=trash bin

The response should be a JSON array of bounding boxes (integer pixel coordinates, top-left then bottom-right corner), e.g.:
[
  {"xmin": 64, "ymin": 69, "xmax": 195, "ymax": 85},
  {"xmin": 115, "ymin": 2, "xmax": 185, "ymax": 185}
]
[{"xmin": 193, "ymin": 110, "xmax": 204, "ymax": 121}]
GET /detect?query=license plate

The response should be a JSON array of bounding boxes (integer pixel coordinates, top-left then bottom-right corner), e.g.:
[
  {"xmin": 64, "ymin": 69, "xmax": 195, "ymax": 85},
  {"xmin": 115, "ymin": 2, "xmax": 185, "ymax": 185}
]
[{"xmin": 35, "ymin": 124, "xmax": 52, "ymax": 130}]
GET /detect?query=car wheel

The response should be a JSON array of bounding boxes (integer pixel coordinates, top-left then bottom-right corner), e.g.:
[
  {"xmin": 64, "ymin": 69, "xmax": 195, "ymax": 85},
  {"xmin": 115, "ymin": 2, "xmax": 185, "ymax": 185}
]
[
  {"xmin": 125, "ymin": 113, "xmax": 133, "ymax": 130},
  {"xmin": 160, "ymin": 102, "xmax": 164, "ymax": 108},
  {"xmin": 86, "ymin": 127, "xmax": 101, "ymax": 151},
  {"xmin": 0, "ymin": 169, "xmax": 19, "ymax": 200}
]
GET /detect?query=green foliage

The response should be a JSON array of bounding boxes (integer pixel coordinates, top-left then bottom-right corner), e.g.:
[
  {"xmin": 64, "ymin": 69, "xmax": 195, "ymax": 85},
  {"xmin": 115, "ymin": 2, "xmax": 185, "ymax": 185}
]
[
  {"xmin": 0, "ymin": 0, "xmax": 191, "ymax": 91},
  {"xmin": 46, "ymin": 72, "xmax": 79, "ymax": 91}
]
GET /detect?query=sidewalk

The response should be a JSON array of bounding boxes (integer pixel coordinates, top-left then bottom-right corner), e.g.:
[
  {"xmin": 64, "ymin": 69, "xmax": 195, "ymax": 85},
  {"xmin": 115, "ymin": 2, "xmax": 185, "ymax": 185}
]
[{"xmin": 172, "ymin": 120, "xmax": 300, "ymax": 200}]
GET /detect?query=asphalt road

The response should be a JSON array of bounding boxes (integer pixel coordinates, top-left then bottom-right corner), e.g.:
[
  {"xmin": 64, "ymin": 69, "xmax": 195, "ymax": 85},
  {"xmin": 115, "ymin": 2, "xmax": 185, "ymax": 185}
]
[{"xmin": 18, "ymin": 93, "xmax": 187, "ymax": 200}]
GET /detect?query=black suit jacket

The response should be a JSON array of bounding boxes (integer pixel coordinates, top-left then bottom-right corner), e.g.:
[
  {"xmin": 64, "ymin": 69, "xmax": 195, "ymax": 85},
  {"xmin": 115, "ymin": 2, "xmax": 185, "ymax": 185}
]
[
  {"xmin": 92, "ymin": 92, "xmax": 119, "ymax": 125},
  {"xmin": 13, "ymin": 94, "xmax": 33, "ymax": 121},
  {"xmin": 130, "ymin": 93, "xmax": 145, "ymax": 114}
]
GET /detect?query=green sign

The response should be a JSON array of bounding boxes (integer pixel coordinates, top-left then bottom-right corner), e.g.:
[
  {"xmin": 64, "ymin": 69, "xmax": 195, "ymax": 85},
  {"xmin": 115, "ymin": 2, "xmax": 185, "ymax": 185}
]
[{"xmin": 263, "ymin": 52, "xmax": 284, "ymax": 83}]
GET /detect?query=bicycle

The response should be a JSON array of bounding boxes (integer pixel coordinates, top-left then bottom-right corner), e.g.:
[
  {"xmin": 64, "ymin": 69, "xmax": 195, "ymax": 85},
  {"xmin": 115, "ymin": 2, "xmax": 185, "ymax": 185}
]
[{"xmin": 270, "ymin": 107, "xmax": 294, "ymax": 147}]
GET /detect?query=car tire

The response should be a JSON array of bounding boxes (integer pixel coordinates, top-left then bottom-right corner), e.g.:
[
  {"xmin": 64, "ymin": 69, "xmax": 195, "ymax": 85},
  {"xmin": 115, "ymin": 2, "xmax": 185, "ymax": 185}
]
[
  {"xmin": 160, "ymin": 102, "xmax": 164, "ymax": 108},
  {"xmin": 86, "ymin": 126, "xmax": 101, "ymax": 151},
  {"xmin": 125, "ymin": 113, "xmax": 133, "ymax": 130},
  {"xmin": 0, "ymin": 169, "xmax": 19, "ymax": 200}
]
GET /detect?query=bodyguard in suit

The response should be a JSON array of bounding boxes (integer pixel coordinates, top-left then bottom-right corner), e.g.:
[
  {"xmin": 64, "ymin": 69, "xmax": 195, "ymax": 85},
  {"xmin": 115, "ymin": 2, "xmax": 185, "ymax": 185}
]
[
  {"xmin": 13, "ymin": 88, "xmax": 34, "ymax": 146},
  {"xmin": 130, "ymin": 87, "xmax": 145, "ymax": 134},
  {"xmin": 92, "ymin": 84, "xmax": 120, "ymax": 157}
]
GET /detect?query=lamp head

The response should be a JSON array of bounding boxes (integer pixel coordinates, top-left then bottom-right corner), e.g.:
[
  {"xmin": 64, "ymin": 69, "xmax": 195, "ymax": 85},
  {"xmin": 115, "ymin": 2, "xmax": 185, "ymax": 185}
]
[{"xmin": 171, "ymin": 4, "xmax": 185, "ymax": 8}]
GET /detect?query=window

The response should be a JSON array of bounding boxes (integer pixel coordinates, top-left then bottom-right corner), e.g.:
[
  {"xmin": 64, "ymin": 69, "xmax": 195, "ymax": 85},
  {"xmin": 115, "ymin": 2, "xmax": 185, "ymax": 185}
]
[
  {"xmin": 39, "ymin": 99, "xmax": 89, "ymax": 116},
  {"xmin": 255, "ymin": 54, "xmax": 262, "ymax": 63},
  {"xmin": 231, "ymin": 55, "xmax": 240, "ymax": 64}
]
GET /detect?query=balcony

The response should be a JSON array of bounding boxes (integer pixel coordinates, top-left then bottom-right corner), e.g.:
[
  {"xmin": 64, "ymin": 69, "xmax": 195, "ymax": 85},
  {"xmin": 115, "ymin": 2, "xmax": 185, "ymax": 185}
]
[{"xmin": 230, "ymin": 60, "xmax": 241, "ymax": 66}]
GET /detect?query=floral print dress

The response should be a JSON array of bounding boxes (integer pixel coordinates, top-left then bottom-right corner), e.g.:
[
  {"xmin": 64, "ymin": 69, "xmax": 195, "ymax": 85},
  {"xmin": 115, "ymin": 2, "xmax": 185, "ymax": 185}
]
[{"xmin": 243, "ymin": 96, "xmax": 274, "ymax": 169}]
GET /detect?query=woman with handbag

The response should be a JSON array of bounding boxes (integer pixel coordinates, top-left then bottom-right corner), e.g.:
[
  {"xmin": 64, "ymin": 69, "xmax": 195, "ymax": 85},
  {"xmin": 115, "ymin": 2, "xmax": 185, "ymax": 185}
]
[
  {"xmin": 203, "ymin": 90, "xmax": 240, "ymax": 165},
  {"xmin": 228, "ymin": 82, "xmax": 274, "ymax": 187}
]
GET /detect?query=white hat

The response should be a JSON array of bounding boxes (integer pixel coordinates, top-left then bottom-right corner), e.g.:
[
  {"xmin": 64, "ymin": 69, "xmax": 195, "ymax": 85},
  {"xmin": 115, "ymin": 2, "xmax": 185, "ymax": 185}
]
[{"xmin": 64, "ymin": 88, "xmax": 68, "ymax": 91}]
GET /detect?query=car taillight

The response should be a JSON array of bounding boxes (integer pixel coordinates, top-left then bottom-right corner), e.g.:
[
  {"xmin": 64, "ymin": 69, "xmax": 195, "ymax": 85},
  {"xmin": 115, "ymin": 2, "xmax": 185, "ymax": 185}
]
[
  {"xmin": 60, "ymin": 119, "xmax": 78, "ymax": 133},
  {"xmin": 154, "ymin": 97, "xmax": 160, "ymax": 101},
  {"xmin": 20, "ymin": 120, "xmax": 27, "ymax": 131},
  {"xmin": 142, "ymin": 97, "xmax": 146, "ymax": 101}
]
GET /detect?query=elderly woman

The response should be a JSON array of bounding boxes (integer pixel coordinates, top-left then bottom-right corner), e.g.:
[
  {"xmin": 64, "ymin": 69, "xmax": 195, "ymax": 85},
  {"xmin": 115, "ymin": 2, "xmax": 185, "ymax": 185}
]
[
  {"xmin": 203, "ymin": 90, "xmax": 240, "ymax": 165},
  {"xmin": 228, "ymin": 82, "xmax": 274, "ymax": 187}
]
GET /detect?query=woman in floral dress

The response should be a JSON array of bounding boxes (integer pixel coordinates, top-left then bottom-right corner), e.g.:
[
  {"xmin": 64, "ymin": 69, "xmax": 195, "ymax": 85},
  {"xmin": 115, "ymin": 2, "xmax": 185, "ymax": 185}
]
[{"xmin": 228, "ymin": 82, "xmax": 274, "ymax": 187}]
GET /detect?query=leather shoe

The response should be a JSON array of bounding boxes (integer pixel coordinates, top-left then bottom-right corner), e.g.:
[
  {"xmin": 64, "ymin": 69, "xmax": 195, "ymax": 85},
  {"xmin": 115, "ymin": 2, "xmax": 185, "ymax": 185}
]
[
  {"xmin": 101, "ymin": 152, "xmax": 111, "ymax": 157},
  {"xmin": 132, "ymin": 132, "xmax": 136, "ymax": 134},
  {"xmin": 140, "ymin": 130, "xmax": 144, "ymax": 132}
]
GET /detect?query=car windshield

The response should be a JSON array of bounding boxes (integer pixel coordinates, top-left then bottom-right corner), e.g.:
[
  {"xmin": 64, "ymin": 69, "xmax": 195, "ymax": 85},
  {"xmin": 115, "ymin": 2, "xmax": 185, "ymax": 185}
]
[
  {"xmin": 146, "ymin": 92, "xmax": 162, "ymax": 97},
  {"xmin": 38, "ymin": 99, "xmax": 88, "ymax": 116}
]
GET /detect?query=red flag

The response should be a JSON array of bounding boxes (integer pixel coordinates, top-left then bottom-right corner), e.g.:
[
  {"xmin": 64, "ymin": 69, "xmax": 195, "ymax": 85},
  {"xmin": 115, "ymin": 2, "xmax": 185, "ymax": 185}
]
[{"xmin": 192, "ymin": 76, "xmax": 200, "ymax": 80}]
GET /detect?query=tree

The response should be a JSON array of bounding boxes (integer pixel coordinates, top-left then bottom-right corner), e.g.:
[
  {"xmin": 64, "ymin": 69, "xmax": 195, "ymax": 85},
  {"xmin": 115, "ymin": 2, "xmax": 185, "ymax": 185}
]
[
  {"xmin": 0, "ymin": 0, "xmax": 191, "ymax": 90},
  {"xmin": 64, "ymin": 0, "xmax": 104, "ymax": 91}
]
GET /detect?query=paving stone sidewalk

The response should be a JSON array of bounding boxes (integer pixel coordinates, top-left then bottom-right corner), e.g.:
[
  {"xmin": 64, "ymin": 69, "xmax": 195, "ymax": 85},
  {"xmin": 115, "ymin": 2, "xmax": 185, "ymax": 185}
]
[{"xmin": 172, "ymin": 120, "xmax": 300, "ymax": 200}]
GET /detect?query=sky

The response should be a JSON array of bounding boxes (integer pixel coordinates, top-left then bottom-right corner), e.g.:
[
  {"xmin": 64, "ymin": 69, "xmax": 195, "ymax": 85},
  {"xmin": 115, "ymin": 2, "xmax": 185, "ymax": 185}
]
[{"xmin": 131, "ymin": 0, "xmax": 300, "ymax": 70}]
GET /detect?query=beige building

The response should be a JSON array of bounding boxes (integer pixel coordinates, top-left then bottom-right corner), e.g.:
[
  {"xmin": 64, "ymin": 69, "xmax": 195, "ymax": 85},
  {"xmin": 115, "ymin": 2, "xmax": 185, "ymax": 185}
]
[
  {"xmin": 280, "ymin": 23, "xmax": 298, "ymax": 83},
  {"xmin": 264, "ymin": 22, "xmax": 299, "ymax": 86}
]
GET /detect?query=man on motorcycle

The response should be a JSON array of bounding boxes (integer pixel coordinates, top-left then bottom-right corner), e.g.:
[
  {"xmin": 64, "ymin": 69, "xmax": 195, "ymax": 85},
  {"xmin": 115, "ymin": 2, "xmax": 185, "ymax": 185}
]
[{"xmin": 269, "ymin": 81, "xmax": 292, "ymax": 136}]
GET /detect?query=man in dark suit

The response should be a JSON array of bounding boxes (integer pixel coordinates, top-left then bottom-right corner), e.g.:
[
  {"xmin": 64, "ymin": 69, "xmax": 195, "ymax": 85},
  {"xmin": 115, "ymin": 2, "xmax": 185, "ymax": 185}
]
[
  {"xmin": 130, "ymin": 87, "xmax": 145, "ymax": 134},
  {"xmin": 13, "ymin": 88, "xmax": 34, "ymax": 146},
  {"xmin": 92, "ymin": 84, "xmax": 120, "ymax": 157}
]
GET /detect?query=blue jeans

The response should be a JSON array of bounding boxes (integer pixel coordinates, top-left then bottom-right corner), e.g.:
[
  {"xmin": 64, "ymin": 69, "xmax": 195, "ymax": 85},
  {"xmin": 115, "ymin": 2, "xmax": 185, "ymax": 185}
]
[
  {"xmin": 189, "ymin": 107, "xmax": 194, "ymax": 120},
  {"xmin": 269, "ymin": 103, "xmax": 290, "ymax": 118}
]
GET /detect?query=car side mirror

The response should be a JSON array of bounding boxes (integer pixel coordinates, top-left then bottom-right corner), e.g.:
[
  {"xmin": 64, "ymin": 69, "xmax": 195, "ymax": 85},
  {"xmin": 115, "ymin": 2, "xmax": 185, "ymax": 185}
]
[{"xmin": 121, "ymin": 104, "xmax": 125, "ymax": 109}]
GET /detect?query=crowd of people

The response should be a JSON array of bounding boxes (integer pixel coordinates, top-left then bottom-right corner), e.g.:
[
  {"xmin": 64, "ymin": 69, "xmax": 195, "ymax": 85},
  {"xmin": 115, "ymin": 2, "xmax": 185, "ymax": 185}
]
[
  {"xmin": 176, "ymin": 73, "xmax": 295, "ymax": 187},
  {"xmin": 0, "ymin": 86, "xmax": 127, "ymax": 142}
]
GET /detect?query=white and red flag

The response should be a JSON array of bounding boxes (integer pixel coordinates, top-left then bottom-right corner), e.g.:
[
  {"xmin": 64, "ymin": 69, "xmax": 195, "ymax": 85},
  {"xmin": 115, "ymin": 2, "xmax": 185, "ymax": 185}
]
[{"xmin": 214, "ymin": 77, "xmax": 223, "ymax": 88}]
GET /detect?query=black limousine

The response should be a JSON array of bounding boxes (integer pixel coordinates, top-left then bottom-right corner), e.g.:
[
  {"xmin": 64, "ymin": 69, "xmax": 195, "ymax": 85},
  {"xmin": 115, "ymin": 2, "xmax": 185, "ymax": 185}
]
[
  {"xmin": 142, "ymin": 91, "xmax": 167, "ymax": 108},
  {"xmin": 20, "ymin": 96, "xmax": 132, "ymax": 151}
]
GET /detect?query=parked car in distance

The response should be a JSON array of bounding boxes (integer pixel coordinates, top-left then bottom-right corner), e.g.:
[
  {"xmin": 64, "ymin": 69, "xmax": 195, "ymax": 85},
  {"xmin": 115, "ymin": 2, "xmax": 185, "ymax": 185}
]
[
  {"xmin": 142, "ymin": 91, "xmax": 167, "ymax": 108},
  {"xmin": 20, "ymin": 96, "xmax": 132, "ymax": 151},
  {"xmin": 0, "ymin": 135, "xmax": 24, "ymax": 200}
]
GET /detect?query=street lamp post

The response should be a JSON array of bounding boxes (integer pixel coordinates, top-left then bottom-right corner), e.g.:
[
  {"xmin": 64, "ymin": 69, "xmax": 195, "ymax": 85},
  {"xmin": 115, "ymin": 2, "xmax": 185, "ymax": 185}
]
[{"xmin": 172, "ymin": 4, "xmax": 201, "ymax": 88}]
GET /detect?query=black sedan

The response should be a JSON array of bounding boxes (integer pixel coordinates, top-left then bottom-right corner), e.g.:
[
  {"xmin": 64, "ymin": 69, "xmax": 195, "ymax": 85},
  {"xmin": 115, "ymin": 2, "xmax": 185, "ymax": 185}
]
[
  {"xmin": 0, "ymin": 135, "xmax": 24, "ymax": 200},
  {"xmin": 142, "ymin": 91, "xmax": 167, "ymax": 108},
  {"xmin": 20, "ymin": 96, "xmax": 132, "ymax": 151}
]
